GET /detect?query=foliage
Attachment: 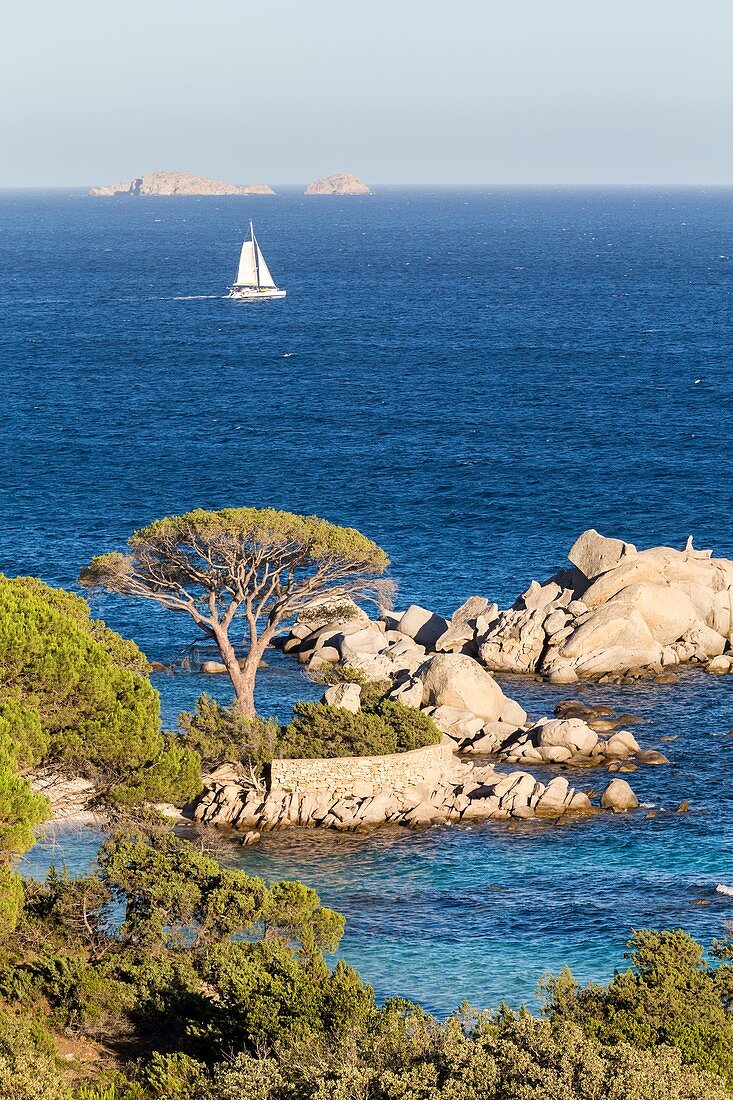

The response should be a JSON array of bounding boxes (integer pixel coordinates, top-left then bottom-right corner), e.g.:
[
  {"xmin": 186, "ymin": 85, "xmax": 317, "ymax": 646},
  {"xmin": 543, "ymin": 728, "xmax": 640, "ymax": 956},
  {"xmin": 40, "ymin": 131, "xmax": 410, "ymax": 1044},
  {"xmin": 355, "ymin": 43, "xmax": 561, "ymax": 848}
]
[
  {"xmin": 206, "ymin": 1009, "xmax": 730, "ymax": 1100},
  {"xmin": 542, "ymin": 928, "xmax": 733, "ymax": 1086},
  {"xmin": 142, "ymin": 1052, "xmax": 208, "ymax": 1100},
  {"xmin": 79, "ymin": 507, "xmax": 393, "ymax": 716},
  {"xmin": 279, "ymin": 699, "xmax": 442, "ymax": 760},
  {"xmin": 0, "ymin": 573, "xmax": 201, "ymax": 812},
  {"xmin": 179, "ymin": 695, "xmax": 441, "ymax": 774},
  {"xmin": 0, "ymin": 731, "xmax": 48, "ymax": 859},
  {"xmin": 0, "ymin": 867, "xmax": 26, "ymax": 940},
  {"xmin": 0, "ymin": 831, "xmax": 350, "ymax": 1070},
  {"xmin": 0, "ymin": 1007, "xmax": 68, "ymax": 1100},
  {"xmin": 0, "ymin": 836, "xmax": 731, "ymax": 1099},
  {"xmin": 177, "ymin": 695, "xmax": 280, "ymax": 770},
  {"xmin": 0, "ymin": 727, "xmax": 48, "ymax": 934}
]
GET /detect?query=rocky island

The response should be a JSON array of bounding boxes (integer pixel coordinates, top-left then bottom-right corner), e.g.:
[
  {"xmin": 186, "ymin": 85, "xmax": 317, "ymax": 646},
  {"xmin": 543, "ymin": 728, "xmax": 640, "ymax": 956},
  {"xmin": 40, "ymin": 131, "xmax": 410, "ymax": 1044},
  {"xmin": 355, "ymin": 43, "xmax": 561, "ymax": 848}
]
[
  {"xmin": 305, "ymin": 171, "xmax": 372, "ymax": 195},
  {"xmin": 89, "ymin": 170, "xmax": 275, "ymax": 196}
]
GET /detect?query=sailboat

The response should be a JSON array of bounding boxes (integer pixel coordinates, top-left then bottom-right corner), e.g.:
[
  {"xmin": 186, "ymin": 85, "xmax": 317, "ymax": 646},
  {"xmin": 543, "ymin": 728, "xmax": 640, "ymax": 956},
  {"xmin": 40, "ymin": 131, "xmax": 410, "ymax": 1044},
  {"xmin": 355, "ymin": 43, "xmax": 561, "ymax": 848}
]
[{"xmin": 228, "ymin": 221, "xmax": 286, "ymax": 300}]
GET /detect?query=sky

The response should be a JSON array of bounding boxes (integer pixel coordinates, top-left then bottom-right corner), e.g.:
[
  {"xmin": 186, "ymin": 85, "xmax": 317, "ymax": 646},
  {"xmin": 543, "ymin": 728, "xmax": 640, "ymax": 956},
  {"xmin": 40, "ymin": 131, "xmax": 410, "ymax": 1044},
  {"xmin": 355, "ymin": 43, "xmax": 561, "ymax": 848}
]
[{"xmin": 1, "ymin": 0, "xmax": 731, "ymax": 186}]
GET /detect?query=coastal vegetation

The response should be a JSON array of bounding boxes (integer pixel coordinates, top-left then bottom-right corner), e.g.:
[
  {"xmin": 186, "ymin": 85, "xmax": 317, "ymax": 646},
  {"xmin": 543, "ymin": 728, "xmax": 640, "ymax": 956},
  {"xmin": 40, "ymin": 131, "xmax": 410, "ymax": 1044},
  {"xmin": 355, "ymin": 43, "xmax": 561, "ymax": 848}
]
[
  {"xmin": 0, "ymin": 573, "xmax": 201, "ymax": 929},
  {"xmin": 80, "ymin": 507, "xmax": 392, "ymax": 717},
  {"xmin": 179, "ymin": 692, "xmax": 441, "ymax": 774},
  {"xmin": 0, "ymin": 568, "xmax": 732, "ymax": 1096},
  {"xmin": 0, "ymin": 833, "xmax": 730, "ymax": 1099},
  {"xmin": 0, "ymin": 574, "xmax": 200, "ymax": 805}
]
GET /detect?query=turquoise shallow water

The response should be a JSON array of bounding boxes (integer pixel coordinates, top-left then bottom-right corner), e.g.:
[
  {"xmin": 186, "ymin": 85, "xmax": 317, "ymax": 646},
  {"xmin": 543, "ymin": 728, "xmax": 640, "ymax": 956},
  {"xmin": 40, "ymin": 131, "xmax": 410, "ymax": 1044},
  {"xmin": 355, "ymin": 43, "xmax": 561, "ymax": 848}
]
[{"xmin": 4, "ymin": 185, "xmax": 733, "ymax": 1012}]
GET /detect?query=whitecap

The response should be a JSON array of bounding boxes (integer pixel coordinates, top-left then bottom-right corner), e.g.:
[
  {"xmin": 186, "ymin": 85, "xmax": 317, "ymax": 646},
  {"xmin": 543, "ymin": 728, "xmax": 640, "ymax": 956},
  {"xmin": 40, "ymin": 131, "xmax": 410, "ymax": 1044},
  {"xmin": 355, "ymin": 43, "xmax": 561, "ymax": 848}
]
[{"xmin": 715, "ymin": 884, "xmax": 733, "ymax": 897}]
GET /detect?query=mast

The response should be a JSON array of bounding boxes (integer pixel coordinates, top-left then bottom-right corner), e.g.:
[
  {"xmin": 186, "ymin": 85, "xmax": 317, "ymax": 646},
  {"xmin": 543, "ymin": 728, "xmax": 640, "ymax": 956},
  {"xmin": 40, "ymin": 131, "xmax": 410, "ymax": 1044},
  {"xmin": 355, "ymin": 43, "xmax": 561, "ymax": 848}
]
[{"xmin": 250, "ymin": 221, "xmax": 260, "ymax": 289}]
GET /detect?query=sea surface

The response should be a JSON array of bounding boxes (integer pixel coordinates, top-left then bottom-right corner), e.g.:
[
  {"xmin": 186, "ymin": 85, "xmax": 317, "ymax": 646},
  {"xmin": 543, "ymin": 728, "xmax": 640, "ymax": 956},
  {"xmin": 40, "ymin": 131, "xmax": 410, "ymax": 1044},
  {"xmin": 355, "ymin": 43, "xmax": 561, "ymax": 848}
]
[{"xmin": 3, "ymin": 185, "xmax": 733, "ymax": 1013}]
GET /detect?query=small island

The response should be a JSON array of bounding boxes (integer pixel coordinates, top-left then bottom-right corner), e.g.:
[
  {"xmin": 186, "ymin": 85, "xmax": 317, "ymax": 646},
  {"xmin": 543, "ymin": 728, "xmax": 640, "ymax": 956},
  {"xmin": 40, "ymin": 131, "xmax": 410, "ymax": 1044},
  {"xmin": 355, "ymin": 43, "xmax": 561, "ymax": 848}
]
[
  {"xmin": 305, "ymin": 171, "xmax": 372, "ymax": 195},
  {"xmin": 89, "ymin": 170, "xmax": 275, "ymax": 197}
]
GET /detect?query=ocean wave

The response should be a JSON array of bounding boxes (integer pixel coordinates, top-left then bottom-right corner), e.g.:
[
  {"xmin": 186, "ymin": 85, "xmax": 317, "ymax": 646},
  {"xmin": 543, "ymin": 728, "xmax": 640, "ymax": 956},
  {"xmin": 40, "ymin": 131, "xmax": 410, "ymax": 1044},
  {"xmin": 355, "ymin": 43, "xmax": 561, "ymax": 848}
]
[{"xmin": 715, "ymin": 884, "xmax": 733, "ymax": 897}]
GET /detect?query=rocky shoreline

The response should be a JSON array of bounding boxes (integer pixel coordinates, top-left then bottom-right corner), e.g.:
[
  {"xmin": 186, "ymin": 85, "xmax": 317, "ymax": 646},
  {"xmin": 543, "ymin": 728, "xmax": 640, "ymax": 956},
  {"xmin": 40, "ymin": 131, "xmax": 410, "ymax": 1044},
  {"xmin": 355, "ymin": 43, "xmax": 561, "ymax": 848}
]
[
  {"xmin": 191, "ymin": 528, "xmax": 720, "ymax": 840},
  {"xmin": 43, "ymin": 530, "xmax": 726, "ymax": 841},
  {"xmin": 191, "ymin": 747, "xmax": 640, "ymax": 838},
  {"xmin": 280, "ymin": 530, "xmax": 733, "ymax": 687}
]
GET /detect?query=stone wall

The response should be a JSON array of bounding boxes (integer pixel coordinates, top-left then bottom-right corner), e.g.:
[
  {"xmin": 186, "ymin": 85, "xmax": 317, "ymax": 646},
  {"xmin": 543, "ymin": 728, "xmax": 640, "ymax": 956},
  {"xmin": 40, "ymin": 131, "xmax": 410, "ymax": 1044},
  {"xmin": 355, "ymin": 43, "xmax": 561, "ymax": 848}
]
[{"xmin": 269, "ymin": 742, "xmax": 455, "ymax": 796}]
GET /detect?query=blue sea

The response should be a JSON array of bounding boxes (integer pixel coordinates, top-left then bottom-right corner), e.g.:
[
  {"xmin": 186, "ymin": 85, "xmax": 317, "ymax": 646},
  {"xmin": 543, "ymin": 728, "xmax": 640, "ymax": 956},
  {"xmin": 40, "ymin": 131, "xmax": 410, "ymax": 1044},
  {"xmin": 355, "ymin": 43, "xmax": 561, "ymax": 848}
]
[{"xmin": 3, "ymin": 185, "xmax": 733, "ymax": 1013}]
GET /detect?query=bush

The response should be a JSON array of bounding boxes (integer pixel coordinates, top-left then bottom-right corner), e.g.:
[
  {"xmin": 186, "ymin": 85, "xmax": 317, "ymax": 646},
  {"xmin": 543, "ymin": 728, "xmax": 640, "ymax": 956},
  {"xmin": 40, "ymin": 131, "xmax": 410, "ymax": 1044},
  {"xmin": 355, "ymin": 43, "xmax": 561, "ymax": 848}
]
[
  {"xmin": 278, "ymin": 699, "xmax": 441, "ymax": 760},
  {"xmin": 178, "ymin": 696, "xmax": 279, "ymax": 771},
  {"xmin": 143, "ymin": 1052, "xmax": 209, "ymax": 1100},
  {"xmin": 206, "ymin": 1009, "xmax": 730, "ymax": 1100},
  {"xmin": 542, "ymin": 928, "xmax": 733, "ymax": 1086},
  {"xmin": 1, "ymin": 832, "xmax": 732, "ymax": 1100},
  {"xmin": 0, "ymin": 1007, "xmax": 68, "ymax": 1100},
  {"xmin": 179, "ymin": 695, "xmax": 441, "ymax": 772}
]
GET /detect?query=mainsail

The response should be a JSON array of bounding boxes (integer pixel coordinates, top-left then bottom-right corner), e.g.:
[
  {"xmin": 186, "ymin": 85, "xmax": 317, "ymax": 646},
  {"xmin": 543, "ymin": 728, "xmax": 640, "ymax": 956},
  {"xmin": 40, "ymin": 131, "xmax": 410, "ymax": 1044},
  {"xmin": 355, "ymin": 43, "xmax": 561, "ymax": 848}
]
[{"xmin": 254, "ymin": 241, "xmax": 276, "ymax": 289}]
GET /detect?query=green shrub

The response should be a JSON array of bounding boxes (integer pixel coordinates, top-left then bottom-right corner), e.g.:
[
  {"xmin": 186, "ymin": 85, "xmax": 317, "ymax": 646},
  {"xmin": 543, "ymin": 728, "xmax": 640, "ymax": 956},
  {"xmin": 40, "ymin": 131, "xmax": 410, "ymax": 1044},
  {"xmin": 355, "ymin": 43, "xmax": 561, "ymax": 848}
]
[
  {"xmin": 375, "ymin": 699, "xmax": 442, "ymax": 752},
  {"xmin": 205, "ymin": 1009, "xmax": 730, "ymax": 1100},
  {"xmin": 142, "ymin": 1052, "xmax": 209, "ymax": 1100},
  {"xmin": 179, "ymin": 695, "xmax": 440, "ymax": 772},
  {"xmin": 178, "ymin": 695, "xmax": 279, "ymax": 771},
  {"xmin": 1, "ymin": 827, "xmax": 732, "ymax": 1100},
  {"xmin": 278, "ymin": 699, "xmax": 441, "ymax": 760},
  {"xmin": 0, "ymin": 1007, "xmax": 68, "ymax": 1100},
  {"xmin": 542, "ymin": 928, "xmax": 733, "ymax": 1086}
]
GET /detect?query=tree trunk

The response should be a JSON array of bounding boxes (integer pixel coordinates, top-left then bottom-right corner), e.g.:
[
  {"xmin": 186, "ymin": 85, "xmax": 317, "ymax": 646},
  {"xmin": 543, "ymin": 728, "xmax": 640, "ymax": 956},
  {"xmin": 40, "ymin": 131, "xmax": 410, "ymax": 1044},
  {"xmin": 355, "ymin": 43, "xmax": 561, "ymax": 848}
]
[
  {"xmin": 236, "ymin": 633, "xmax": 271, "ymax": 719},
  {"xmin": 211, "ymin": 626, "xmax": 256, "ymax": 718}
]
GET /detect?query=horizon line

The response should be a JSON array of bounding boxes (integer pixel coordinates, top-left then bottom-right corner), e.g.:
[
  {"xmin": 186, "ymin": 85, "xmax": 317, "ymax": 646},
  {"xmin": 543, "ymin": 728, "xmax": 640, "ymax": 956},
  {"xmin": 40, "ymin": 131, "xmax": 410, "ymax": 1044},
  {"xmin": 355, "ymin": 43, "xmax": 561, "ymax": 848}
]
[{"xmin": 3, "ymin": 181, "xmax": 733, "ymax": 191}]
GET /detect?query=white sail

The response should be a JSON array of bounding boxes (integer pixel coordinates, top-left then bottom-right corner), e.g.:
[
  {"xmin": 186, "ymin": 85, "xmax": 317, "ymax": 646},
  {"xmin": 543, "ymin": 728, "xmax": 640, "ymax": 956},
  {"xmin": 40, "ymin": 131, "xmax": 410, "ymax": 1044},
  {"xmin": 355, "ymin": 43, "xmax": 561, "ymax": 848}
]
[
  {"xmin": 229, "ymin": 222, "xmax": 285, "ymax": 299},
  {"xmin": 235, "ymin": 239, "xmax": 257, "ymax": 286},
  {"xmin": 255, "ymin": 241, "xmax": 276, "ymax": 289}
]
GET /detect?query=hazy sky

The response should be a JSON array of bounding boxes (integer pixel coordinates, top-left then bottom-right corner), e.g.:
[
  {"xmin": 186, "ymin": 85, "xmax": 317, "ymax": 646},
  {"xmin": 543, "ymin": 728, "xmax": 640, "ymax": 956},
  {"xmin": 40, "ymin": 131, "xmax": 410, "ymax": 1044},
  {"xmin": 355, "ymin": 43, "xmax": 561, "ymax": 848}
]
[{"xmin": 1, "ymin": 0, "xmax": 731, "ymax": 186}]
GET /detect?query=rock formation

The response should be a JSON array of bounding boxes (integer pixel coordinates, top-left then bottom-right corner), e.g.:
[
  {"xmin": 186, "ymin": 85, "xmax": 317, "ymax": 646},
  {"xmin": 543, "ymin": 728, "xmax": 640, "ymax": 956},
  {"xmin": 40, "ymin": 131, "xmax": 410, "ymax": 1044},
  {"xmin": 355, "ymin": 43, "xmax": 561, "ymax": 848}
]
[
  {"xmin": 477, "ymin": 531, "xmax": 733, "ymax": 681},
  {"xmin": 287, "ymin": 532, "xmax": 733, "ymax": 686},
  {"xmin": 239, "ymin": 183, "xmax": 277, "ymax": 195},
  {"xmin": 89, "ymin": 171, "xmax": 275, "ymax": 197},
  {"xmin": 304, "ymin": 172, "xmax": 371, "ymax": 195},
  {"xmin": 277, "ymin": 597, "xmax": 661, "ymax": 763},
  {"xmin": 191, "ymin": 745, "xmax": 600, "ymax": 834}
]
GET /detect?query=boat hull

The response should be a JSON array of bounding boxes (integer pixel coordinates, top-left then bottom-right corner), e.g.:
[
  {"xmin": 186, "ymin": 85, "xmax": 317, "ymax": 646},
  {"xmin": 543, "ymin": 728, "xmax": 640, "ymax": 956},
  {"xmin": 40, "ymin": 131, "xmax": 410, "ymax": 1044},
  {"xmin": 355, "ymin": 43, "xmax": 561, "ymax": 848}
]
[{"xmin": 228, "ymin": 286, "xmax": 286, "ymax": 301}]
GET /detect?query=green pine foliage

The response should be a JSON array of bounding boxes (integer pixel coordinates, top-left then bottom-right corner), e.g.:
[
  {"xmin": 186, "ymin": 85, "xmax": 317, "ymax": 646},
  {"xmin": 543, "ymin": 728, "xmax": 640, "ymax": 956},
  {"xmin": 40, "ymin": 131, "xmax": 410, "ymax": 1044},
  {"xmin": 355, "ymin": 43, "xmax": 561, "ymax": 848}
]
[
  {"xmin": 541, "ymin": 928, "xmax": 733, "ymax": 1087},
  {"xmin": 0, "ymin": 574, "xmax": 201, "ymax": 807},
  {"xmin": 177, "ymin": 696, "xmax": 280, "ymax": 771},
  {"xmin": 280, "ymin": 698, "xmax": 442, "ymax": 759}
]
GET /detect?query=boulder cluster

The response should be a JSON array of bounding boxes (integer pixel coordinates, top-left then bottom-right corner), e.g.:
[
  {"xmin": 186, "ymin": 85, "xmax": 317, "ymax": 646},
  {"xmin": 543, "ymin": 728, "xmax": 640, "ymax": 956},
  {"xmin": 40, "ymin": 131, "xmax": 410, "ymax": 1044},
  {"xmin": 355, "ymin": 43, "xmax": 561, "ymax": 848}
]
[
  {"xmin": 193, "ymin": 530, "xmax": 733, "ymax": 838},
  {"xmin": 191, "ymin": 756, "xmax": 639, "ymax": 837},
  {"xmin": 494, "ymin": 700, "xmax": 667, "ymax": 769},
  {"xmin": 478, "ymin": 530, "xmax": 733, "ymax": 682},
  {"xmin": 279, "ymin": 598, "xmax": 653, "ymax": 769},
  {"xmin": 281, "ymin": 530, "xmax": 733, "ymax": 686}
]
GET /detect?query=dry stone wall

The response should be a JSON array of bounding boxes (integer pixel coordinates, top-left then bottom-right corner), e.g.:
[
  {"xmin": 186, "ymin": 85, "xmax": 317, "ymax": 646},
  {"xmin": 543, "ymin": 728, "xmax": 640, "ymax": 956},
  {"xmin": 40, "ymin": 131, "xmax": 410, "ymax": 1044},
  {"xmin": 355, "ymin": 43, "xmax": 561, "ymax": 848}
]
[{"xmin": 270, "ymin": 743, "xmax": 454, "ymax": 795}]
